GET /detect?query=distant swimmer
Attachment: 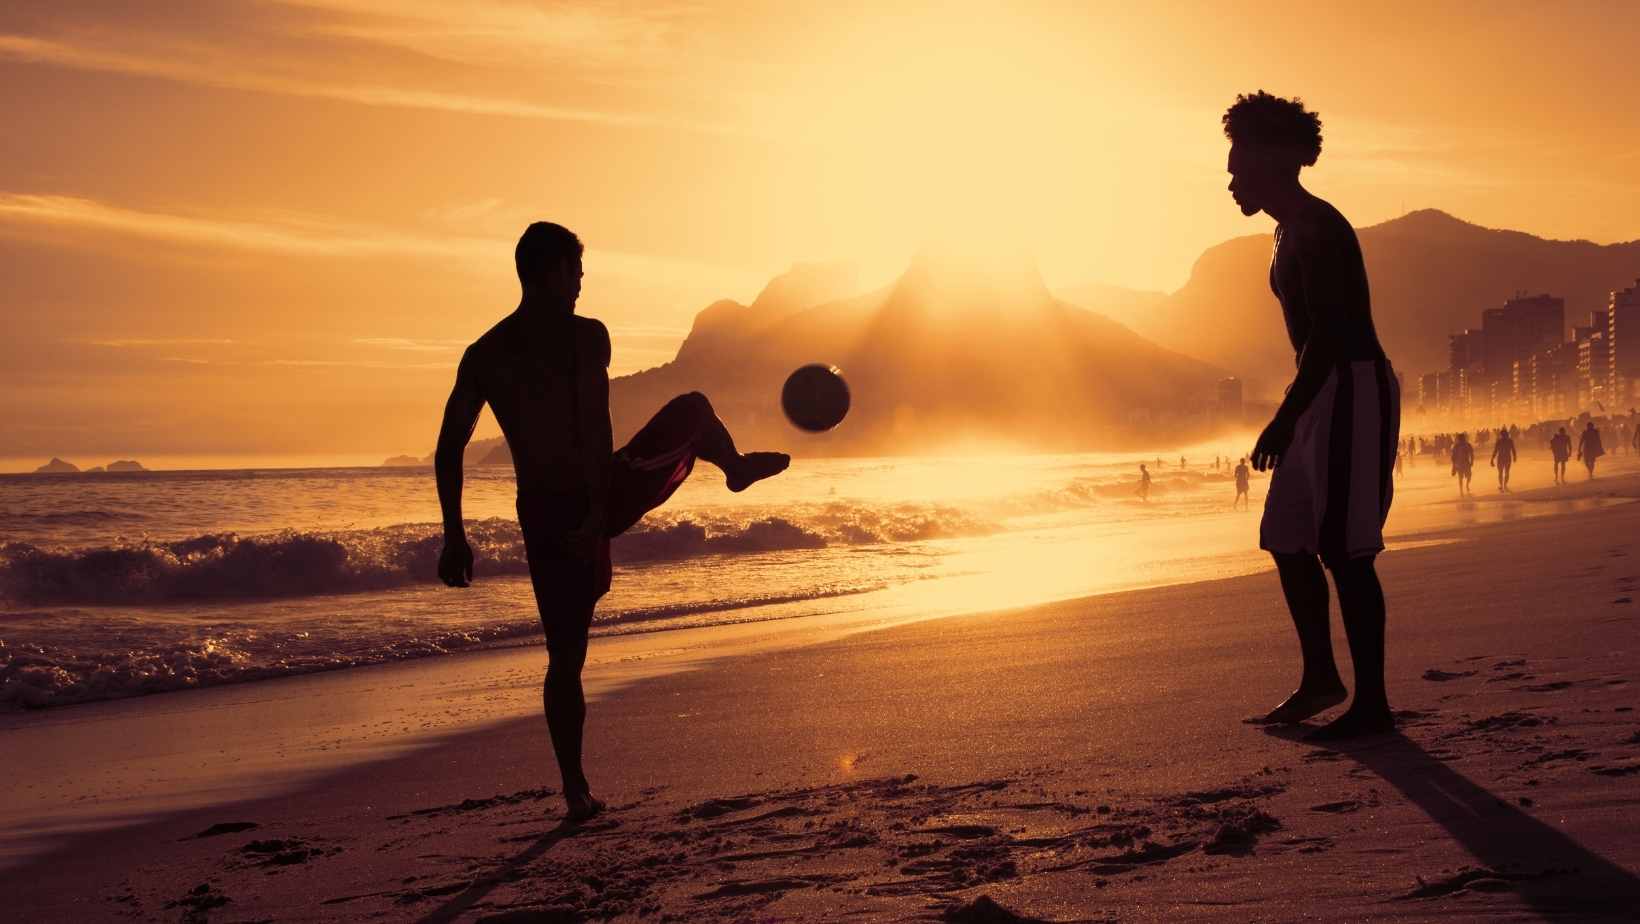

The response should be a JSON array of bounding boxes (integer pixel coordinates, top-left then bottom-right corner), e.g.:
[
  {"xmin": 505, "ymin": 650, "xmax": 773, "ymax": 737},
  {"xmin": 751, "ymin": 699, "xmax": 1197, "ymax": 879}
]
[
  {"xmin": 1228, "ymin": 91, "xmax": 1399, "ymax": 739},
  {"xmin": 1138, "ymin": 463, "xmax": 1152, "ymax": 501},
  {"xmin": 1577, "ymin": 421, "xmax": 1604, "ymax": 480},
  {"xmin": 1234, "ymin": 457, "xmax": 1251, "ymax": 509},
  {"xmin": 1490, "ymin": 427, "xmax": 1517, "ymax": 493},
  {"xmin": 1450, "ymin": 432, "xmax": 1474, "ymax": 497},
  {"xmin": 1549, "ymin": 426, "xmax": 1572, "ymax": 485},
  {"xmin": 435, "ymin": 222, "xmax": 789, "ymax": 822}
]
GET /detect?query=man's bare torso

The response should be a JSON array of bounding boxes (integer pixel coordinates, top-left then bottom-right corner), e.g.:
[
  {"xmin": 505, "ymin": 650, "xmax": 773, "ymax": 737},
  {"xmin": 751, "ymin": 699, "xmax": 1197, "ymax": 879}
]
[{"xmin": 464, "ymin": 312, "xmax": 614, "ymax": 498}]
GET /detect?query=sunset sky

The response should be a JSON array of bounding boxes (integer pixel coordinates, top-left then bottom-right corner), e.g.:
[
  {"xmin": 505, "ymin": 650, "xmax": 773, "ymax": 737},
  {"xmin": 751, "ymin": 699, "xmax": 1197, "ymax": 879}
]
[{"xmin": 3, "ymin": 1, "xmax": 1638, "ymax": 468}]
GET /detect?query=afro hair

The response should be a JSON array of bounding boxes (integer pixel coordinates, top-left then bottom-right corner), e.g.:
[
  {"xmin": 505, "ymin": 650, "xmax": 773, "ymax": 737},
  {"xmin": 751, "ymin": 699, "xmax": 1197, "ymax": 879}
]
[{"xmin": 1222, "ymin": 91, "xmax": 1323, "ymax": 167}]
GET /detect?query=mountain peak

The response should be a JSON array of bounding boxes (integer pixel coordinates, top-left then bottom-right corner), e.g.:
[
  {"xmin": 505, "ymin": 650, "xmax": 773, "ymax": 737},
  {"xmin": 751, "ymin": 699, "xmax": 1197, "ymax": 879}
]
[
  {"xmin": 748, "ymin": 262, "xmax": 859, "ymax": 317},
  {"xmin": 895, "ymin": 248, "xmax": 1050, "ymax": 308},
  {"xmin": 1373, "ymin": 208, "xmax": 1473, "ymax": 231}
]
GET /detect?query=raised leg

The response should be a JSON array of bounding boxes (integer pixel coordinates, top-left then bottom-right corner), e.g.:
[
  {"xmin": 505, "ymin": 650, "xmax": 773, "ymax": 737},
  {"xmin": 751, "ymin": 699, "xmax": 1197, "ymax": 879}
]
[
  {"xmin": 1256, "ymin": 553, "xmax": 1347, "ymax": 724},
  {"xmin": 621, "ymin": 392, "xmax": 789, "ymax": 495},
  {"xmin": 1310, "ymin": 554, "xmax": 1393, "ymax": 740}
]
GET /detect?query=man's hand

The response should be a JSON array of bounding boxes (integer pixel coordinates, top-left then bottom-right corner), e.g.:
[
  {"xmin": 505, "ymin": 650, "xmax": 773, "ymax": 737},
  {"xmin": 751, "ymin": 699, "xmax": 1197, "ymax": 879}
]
[
  {"xmin": 1251, "ymin": 415, "xmax": 1296, "ymax": 472},
  {"xmin": 438, "ymin": 534, "xmax": 475, "ymax": 587}
]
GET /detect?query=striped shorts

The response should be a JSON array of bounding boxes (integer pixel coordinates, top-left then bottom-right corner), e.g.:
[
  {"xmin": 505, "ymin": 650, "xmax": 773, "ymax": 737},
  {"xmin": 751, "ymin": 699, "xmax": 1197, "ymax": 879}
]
[{"xmin": 1260, "ymin": 359, "xmax": 1400, "ymax": 562}]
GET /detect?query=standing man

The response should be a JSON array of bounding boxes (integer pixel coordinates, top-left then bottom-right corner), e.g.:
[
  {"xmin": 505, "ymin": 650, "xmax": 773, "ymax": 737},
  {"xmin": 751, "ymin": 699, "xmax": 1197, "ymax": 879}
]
[
  {"xmin": 1227, "ymin": 92, "xmax": 1400, "ymax": 739},
  {"xmin": 1490, "ymin": 426, "xmax": 1517, "ymax": 493},
  {"xmin": 1549, "ymin": 426, "xmax": 1572, "ymax": 485},
  {"xmin": 435, "ymin": 222, "xmax": 790, "ymax": 821},
  {"xmin": 1137, "ymin": 463, "xmax": 1152, "ymax": 501},
  {"xmin": 1451, "ymin": 432, "xmax": 1475, "ymax": 497},
  {"xmin": 1577, "ymin": 420, "xmax": 1605, "ymax": 479},
  {"xmin": 1234, "ymin": 457, "xmax": 1251, "ymax": 510}
]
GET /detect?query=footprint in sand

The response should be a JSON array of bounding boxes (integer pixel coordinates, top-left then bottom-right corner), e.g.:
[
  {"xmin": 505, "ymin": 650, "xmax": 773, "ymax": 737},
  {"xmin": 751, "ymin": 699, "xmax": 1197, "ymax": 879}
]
[
  {"xmin": 1422, "ymin": 668, "xmax": 1477, "ymax": 682},
  {"xmin": 1589, "ymin": 757, "xmax": 1640, "ymax": 777},
  {"xmin": 1517, "ymin": 680, "xmax": 1576, "ymax": 693},
  {"xmin": 163, "ymin": 883, "xmax": 231, "ymax": 916},
  {"xmin": 182, "ymin": 821, "xmax": 259, "ymax": 841},
  {"xmin": 1309, "ymin": 799, "xmax": 1364, "ymax": 814}
]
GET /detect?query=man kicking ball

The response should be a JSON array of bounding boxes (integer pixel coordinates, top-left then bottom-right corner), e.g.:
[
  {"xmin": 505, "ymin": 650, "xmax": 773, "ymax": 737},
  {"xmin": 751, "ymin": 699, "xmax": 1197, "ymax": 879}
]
[
  {"xmin": 1225, "ymin": 92, "xmax": 1401, "ymax": 739},
  {"xmin": 435, "ymin": 222, "xmax": 790, "ymax": 820}
]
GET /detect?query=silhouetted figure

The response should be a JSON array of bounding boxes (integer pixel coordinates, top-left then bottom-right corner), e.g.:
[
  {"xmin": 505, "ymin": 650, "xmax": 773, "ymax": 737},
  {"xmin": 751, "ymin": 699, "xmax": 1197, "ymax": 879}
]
[
  {"xmin": 1137, "ymin": 463, "xmax": 1151, "ymax": 501},
  {"xmin": 1490, "ymin": 427, "xmax": 1516, "ymax": 492},
  {"xmin": 1577, "ymin": 421, "xmax": 1604, "ymax": 480},
  {"xmin": 1229, "ymin": 92, "xmax": 1398, "ymax": 739},
  {"xmin": 1450, "ymin": 432, "xmax": 1474, "ymax": 497},
  {"xmin": 1180, "ymin": 455, "xmax": 1187, "ymax": 469},
  {"xmin": 1234, "ymin": 457, "xmax": 1251, "ymax": 509},
  {"xmin": 1549, "ymin": 426, "xmax": 1572, "ymax": 485},
  {"xmin": 435, "ymin": 222, "xmax": 789, "ymax": 822}
]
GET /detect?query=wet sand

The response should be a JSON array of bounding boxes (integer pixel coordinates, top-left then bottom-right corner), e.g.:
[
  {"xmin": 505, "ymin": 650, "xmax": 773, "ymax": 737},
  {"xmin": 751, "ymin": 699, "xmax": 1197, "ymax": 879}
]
[{"xmin": 5, "ymin": 474, "xmax": 1640, "ymax": 921}]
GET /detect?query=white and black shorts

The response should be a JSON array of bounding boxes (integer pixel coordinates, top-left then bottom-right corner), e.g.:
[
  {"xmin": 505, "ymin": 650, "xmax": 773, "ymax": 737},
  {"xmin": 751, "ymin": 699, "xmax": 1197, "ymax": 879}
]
[{"xmin": 1260, "ymin": 359, "xmax": 1400, "ymax": 562}]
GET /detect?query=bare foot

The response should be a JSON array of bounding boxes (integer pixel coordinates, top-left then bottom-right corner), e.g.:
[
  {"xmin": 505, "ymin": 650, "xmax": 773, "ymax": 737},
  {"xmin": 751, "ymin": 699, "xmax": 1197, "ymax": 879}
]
[
  {"xmin": 565, "ymin": 791, "xmax": 607, "ymax": 823},
  {"xmin": 1251, "ymin": 684, "xmax": 1348, "ymax": 725},
  {"xmin": 1307, "ymin": 706, "xmax": 1395, "ymax": 741},
  {"xmin": 726, "ymin": 452, "xmax": 790, "ymax": 492}
]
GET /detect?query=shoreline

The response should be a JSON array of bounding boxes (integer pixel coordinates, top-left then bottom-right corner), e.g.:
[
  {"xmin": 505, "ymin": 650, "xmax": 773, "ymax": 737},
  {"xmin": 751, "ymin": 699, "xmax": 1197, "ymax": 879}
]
[
  {"xmin": 4, "ymin": 475, "xmax": 1640, "ymax": 919},
  {"xmin": 7, "ymin": 457, "xmax": 1635, "ymax": 714}
]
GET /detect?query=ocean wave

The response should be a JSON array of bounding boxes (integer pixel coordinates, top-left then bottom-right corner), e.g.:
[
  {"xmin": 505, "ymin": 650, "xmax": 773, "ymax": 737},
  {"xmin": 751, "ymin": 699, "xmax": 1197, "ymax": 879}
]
[
  {"xmin": 0, "ymin": 624, "xmax": 541, "ymax": 709},
  {"xmin": 0, "ymin": 501, "xmax": 994, "ymax": 606},
  {"xmin": 0, "ymin": 580, "xmax": 890, "ymax": 709}
]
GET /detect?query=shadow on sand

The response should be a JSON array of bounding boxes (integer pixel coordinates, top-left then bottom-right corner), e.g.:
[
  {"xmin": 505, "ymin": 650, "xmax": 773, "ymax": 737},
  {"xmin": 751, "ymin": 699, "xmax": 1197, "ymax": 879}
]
[
  {"xmin": 417, "ymin": 817, "xmax": 591, "ymax": 924},
  {"xmin": 1266, "ymin": 727, "xmax": 1640, "ymax": 919}
]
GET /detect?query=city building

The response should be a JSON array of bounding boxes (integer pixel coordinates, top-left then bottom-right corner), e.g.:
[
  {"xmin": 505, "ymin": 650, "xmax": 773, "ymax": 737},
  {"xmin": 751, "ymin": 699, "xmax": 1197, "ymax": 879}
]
[
  {"xmin": 1480, "ymin": 292, "xmax": 1565, "ymax": 386},
  {"xmin": 1215, "ymin": 377, "xmax": 1243, "ymax": 422},
  {"xmin": 1610, "ymin": 280, "xmax": 1640, "ymax": 405}
]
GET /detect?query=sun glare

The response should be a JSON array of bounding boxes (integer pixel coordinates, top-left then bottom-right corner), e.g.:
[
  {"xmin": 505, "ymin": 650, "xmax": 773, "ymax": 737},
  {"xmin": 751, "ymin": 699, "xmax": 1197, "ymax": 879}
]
[{"xmin": 768, "ymin": 8, "xmax": 1113, "ymax": 279}]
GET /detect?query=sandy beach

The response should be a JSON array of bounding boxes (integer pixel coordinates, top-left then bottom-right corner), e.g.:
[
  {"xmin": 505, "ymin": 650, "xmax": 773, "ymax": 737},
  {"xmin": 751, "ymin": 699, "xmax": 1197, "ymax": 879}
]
[{"xmin": 6, "ymin": 473, "xmax": 1640, "ymax": 922}]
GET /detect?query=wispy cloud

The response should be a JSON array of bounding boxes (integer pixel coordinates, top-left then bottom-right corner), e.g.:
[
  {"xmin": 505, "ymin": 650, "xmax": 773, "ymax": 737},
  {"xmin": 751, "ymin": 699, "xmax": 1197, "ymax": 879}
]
[
  {"xmin": 0, "ymin": 32, "xmax": 738, "ymax": 134},
  {"xmin": 86, "ymin": 337, "xmax": 239, "ymax": 348},
  {"xmin": 0, "ymin": 192, "xmax": 750, "ymax": 287},
  {"xmin": 275, "ymin": 0, "xmax": 691, "ymax": 71},
  {"xmin": 353, "ymin": 337, "xmax": 468, "ymax": 352},
  {"xmin": 263, "ymin": 358, "xmax": 454, "ymax": 370}
]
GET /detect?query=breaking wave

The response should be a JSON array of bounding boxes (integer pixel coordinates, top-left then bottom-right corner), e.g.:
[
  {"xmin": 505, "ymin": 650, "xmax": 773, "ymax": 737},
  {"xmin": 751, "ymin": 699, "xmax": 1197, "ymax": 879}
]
[{"xmin": 0, "ymin": 501, "xmax": 995, "ymax": 607}]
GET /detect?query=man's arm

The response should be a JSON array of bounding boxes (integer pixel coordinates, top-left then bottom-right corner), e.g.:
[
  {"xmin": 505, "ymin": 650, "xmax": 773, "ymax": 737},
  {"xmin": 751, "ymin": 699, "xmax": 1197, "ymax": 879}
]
[
  {"xmin": 435, "ymin": 349, "xmax": 485, "ymax": 587},
  {"xmin": 1252, "ymin": 225, "xmax": 1350, "ymax": 471}
]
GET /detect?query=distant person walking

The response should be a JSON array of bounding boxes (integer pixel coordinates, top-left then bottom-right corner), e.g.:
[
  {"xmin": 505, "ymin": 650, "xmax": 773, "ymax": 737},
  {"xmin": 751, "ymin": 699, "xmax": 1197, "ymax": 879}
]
[
  {"xmin": 1234, "ymin": 457, "xmax": 1251, "ymax": 509},
  {"xmin": 1490, "ymin": 427, "xmax": 1517, "ymax": 493},
  {"xmin": 1451, "ymin": 432, "xmax": 1474, "ymax": 496},
  {"xmin": 435, "ymin": 222, "xmax": 789, "ymax": 822},
  {"xmin": 1137, "ymin": 463, "xmax": 1152, "ymax": 501},
  {"xmin": 1549, "ymin": 426, "xmax": 1572, "ymax": 485},
  {"xmin": 1228, "ymin": 91, "xmax": 1399, "ymax": 739},
  {"xmin": 1577, "ymin": 421, "xmax": 1604, "ymax": 479}
]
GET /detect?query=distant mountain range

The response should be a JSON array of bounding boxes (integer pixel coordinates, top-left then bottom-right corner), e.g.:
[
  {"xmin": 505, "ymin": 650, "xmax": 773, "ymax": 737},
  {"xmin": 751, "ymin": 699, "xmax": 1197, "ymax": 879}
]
[
  {"xmin": 604, "ymin": 254, "xmax": 1224, "ymax": 455},
  {"xmin": 397, "ymin": 208, "xmax": 1640, "ymax": 466},
  {"xmin": 1083, "ymin": 209, "xmax": 1640, "ymax": 397},
  {"xmin": 30, "ymin": 458, "xmax": 148, "ymax": 474}
]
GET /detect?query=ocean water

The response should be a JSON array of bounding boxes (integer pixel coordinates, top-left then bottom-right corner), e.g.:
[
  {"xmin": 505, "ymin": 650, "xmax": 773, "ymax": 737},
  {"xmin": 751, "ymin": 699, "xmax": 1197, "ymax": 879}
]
[{"xmin": 0, "ymin": 450, "xmax": 1613, "ymax": 709}]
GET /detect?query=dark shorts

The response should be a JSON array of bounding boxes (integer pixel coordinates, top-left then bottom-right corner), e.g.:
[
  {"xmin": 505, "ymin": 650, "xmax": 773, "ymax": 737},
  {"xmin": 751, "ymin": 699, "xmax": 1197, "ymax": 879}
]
[
  {"xmin": 1260, "ymin": 360, "xmax": 1400, "ymax": 562},
  {"xmin": 517, "ymin": 394, "xmax": 709, "ymax": 645}
]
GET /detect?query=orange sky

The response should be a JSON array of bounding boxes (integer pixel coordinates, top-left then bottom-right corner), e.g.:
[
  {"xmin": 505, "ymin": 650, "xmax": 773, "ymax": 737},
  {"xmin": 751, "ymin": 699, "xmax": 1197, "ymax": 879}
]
[{"xmin": 3, "ymin": 1, "xmax": 1639, "ymax": 468}]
